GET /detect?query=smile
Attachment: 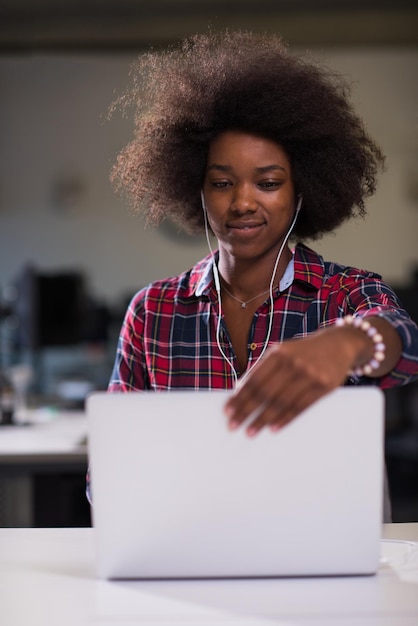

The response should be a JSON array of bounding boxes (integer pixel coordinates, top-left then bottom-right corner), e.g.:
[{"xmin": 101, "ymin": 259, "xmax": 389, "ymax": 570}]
[
  {"xmin": 227, "ymin": 221, "xmax": 265, "ymax": 238},
  {"xmin": 228, "ymin": 221, "xmax": 265, "ymax": 230}
]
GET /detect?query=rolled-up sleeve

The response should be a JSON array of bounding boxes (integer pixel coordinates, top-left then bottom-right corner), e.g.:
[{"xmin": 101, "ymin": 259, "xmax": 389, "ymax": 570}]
[{"xmin": 341, "ymin": 275, "xmax": 418, "ymax": 388}]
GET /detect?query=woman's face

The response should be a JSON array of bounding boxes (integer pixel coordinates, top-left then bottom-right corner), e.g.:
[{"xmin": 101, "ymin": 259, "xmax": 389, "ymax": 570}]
[{"xmin": 203, "ymin": 130, "xmax": 297, "ymax": 263}]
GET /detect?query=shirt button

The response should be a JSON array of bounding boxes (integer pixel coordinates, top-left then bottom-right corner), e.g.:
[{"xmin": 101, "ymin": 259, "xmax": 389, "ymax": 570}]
[{"xmin": 249, "ymin": 342, "xmax": 257, "ymax": 351}]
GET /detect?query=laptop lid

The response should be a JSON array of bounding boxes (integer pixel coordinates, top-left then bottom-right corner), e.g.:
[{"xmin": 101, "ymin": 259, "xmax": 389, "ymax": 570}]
[{"xmin": 87, "ymin": 387, "xmax": 384, "ymax": 579}]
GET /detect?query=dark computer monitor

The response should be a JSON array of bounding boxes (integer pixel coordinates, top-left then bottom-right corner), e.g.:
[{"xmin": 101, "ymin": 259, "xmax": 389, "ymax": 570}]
[{"xmin": 15, "ymin": 267, "xmax": 88, "ymax": 350}]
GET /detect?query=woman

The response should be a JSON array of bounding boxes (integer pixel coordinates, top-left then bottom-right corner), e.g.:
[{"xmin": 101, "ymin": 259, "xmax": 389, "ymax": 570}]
[{"xmin": 108, "ymin": 30, "xmax": 418, "ymax": 437}]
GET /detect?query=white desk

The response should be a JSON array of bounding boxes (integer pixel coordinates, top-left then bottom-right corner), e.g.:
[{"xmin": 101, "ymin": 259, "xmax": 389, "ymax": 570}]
[
  {"xmin": 0, "ymin": 410, "xmax": 87, "ymax": 465},
  {"xmin": 0, "ymin": 524, "xmax": 417, "ymax": 625},
  {"xmin": 0, "ymin": 412, "xmax": 88, "ymax": 526}
]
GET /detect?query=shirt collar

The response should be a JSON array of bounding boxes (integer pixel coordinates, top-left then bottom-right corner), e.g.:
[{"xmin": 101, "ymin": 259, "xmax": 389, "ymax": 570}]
[
  {"xmin": 193, "ymin": 254, "xmax": 215, "ymax": 297},
  {"xmin": 191, "ymin": 243, "xmax": 325, "ymax": 298},
  {"xmin": 293, "ymin": 243, "xmax": 326, "ymax": 291}
]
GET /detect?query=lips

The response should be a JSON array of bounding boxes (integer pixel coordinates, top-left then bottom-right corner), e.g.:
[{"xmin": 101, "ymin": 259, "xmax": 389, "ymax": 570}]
[
  {"xmin": 227, "ymin": 220, "xmax": 265, "ymax": 230},
  {"xmin": 225, "ymin": 220, "xmax": 266, "ymax": 243}
]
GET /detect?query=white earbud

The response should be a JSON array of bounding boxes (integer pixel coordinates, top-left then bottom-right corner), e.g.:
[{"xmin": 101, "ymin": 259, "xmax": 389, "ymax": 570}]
[{"xmin": 200, "ymin": 190, "xmax": 207, "ymax": 212}]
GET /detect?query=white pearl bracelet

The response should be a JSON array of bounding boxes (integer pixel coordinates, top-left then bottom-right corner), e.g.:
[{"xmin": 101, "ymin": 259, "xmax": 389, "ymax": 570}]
[{"xmin": 335, "ymin": 315, "xmax": 386, "ymax": 377}]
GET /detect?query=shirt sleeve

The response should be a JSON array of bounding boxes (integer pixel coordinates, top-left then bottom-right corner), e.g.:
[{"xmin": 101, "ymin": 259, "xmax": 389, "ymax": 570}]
[
  {"xmin": 341, "ymin": 274, "xmax": 418, "ymax": 388},
  {"xmin": 108, "ymin": 291, "xmax": 148, "ymax": 392}
]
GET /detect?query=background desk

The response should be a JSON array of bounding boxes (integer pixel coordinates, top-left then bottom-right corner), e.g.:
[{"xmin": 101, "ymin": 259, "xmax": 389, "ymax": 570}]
[
  {"xmin": 0, "ymin": 523, "xmax": 417, "ymax": 626},
  {"xmin": 0, "ymin": 411, "xmax": 90, "ymax": 526}
]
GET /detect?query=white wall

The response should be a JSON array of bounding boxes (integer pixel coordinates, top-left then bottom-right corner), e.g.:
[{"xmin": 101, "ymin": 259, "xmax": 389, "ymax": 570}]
[
  {"xmin": 309, "ymin": 48, "xmax": 418, "ymax": 283},
  {"xmin": 0, "ymin": 48, "xmax": 417, "ymax": 307}
]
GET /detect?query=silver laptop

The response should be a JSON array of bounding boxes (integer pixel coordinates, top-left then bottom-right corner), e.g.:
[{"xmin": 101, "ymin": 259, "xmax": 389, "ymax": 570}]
[{"xmin": 86, "ymin": 387, "xmax": 384, "ymax": 579}]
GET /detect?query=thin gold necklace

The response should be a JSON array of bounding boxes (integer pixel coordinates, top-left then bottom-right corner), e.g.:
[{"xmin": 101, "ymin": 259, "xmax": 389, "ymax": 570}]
[{"xmin": 222, "ymin": 285, "xmax": 271, "ymax": 309}]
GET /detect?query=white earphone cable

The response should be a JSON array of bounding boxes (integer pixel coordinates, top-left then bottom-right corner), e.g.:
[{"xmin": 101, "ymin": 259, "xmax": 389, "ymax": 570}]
[
  {"xmin": 201, "ymin": 190, "xmax": 302, "ymax": 387},
  {"xmin": 202, "ymin": 191, "xmax": 238, "ymax": 385}
]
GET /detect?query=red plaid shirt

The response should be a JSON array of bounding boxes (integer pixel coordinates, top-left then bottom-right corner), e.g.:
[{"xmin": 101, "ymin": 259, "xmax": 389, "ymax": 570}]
[{"xmin": 109, "ymin": 244, "xmax": 418, "ymax": 391}]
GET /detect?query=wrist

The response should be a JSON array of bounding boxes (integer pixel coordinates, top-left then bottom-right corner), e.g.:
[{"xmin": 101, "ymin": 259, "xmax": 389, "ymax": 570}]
[{"xmin": 334, "ymin": 315, "xmax": 386, "ymax": 377}]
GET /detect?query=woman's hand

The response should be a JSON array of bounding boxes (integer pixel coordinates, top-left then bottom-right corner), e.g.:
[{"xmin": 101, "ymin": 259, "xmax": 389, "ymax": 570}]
[{"xmin": 224, "ymin": 318, "xmax": 401, "ymax": 437}]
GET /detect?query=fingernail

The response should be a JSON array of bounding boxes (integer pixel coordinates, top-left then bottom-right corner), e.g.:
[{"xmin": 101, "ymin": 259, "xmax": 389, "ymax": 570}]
[
  {"xmin": 246, "ymin": 427, "xmax": 257, "ymax": 438},
  {"xmin": 270, "ymin": 424, "xmax": 281, "ymax": 432},
  {"xmin": 224, "ymin": 405, "xmax": 234, "ymax": 418},
  {"xmin": 228, "ymin": 419, "xmax": 239, "ymax": 431}
]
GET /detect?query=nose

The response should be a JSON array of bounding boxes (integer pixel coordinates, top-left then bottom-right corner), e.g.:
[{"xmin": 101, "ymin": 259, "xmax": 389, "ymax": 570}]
[{"xmin": 230, "ymin": 183, "xmax": 257, "ymax": 213}]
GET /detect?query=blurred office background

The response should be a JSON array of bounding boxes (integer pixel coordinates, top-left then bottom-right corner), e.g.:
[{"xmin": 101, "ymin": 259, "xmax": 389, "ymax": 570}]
[{"xmin": 0, "ymin": 1, "xmax": 417, "ymax": 524}]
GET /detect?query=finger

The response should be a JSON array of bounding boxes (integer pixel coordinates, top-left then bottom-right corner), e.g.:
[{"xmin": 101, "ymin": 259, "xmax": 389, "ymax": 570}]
[
  {"xmin": 226, "ymin": 344, "xmax": 312, "ymax": 430},
  {"xmin": 268, "ymin": 386, "xmax": 327, "ymax": 432},
  {"xmin": 244, "ymin": 352, "xmax": 339, "ymax": 435},
  {"xmin": 225, "ymin": 352, "xmax": 291, "ymax": 429},
  {"xmin": 267, "ymin": 367, "xmax": 334, "ymax": 430},
  {"xmin": 241, "ymin": 343, "xmax": 344, "ymax": 435},
  {"xmin": 245, "ymin": 376, "xmax": 318, "ymax": 436}
]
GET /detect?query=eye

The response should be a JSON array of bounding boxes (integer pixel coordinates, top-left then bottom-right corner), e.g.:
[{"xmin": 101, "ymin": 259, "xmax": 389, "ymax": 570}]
[
  {"xmin": 211, "ymin": 181, "xmax": 231, "ymax": 189},
  {"xmin": 258, "ymin": 180, "xmax": 282, "ymax": 190}
]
